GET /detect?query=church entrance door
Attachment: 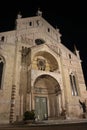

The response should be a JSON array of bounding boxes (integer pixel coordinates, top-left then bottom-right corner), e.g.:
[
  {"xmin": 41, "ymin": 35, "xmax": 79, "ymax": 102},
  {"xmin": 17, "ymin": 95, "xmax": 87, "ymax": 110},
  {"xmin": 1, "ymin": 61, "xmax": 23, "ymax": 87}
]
[{"xmin": 35, "ymin": 97, "xmax": 48, "ymax": 120}]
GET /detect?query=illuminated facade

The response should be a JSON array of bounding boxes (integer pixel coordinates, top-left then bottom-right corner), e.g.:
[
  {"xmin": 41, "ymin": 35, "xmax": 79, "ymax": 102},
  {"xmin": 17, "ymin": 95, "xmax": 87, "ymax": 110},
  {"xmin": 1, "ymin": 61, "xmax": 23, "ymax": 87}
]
[{"xmin": 0, "ymin": 10, "xmax": 87, "ymax": 123}]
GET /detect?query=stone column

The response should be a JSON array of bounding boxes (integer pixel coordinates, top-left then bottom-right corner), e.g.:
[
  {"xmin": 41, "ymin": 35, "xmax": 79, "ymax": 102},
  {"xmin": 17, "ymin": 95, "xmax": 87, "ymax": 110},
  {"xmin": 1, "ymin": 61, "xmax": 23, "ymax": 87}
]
[
  {"xmin": 30, "ymin": 88, "xmax": 33, "ymax": 110},
  {"xmin": 19, "ymin": 95, "xmax": 23, "ymax": 119},
  {"xmin": 61, "ymin": 89, "xmax": 65, "ymax": 110},
  {"xmin": 9, "ymin": 42, "xmax": 22, "ymax": 123},
  {"xmin": 9, "ymin": 85, "xmax": 16, "ymax": 123},
  {"xmin": 56, "ymin": 95, "xmax": 60, "ymax": 116},
  {"xmin": 58, "ymin": 94, "xmax": 62, "ymax": 115},
  {"xmin": 26, "ymin": 93, "xmax": 31, "ymax": 111}
]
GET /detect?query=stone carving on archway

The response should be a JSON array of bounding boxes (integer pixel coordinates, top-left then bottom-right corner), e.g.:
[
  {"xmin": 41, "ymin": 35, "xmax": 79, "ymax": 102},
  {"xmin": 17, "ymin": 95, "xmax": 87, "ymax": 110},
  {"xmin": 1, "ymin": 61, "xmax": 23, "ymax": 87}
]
[{"xmin": 32, "ymin": 51, "xmax": 59, "ymax": 72}]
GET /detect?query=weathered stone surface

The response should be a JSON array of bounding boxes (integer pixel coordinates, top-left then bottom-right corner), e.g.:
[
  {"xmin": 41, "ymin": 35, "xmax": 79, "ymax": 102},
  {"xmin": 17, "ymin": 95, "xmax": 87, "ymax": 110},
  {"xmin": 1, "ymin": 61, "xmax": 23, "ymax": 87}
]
[{"xmin": 0, "ymin": 13, "xmax": 87, "ymax": 124}]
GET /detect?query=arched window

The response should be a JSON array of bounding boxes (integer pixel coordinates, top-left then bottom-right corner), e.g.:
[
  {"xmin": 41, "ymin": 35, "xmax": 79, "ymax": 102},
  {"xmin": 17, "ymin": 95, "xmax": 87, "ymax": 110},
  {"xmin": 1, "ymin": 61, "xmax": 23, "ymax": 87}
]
[
  {"xmin": 69, "ymin": 73, "xmax": 78, "ymax": 96},
  {"xmin": 0, "ymin": 56, "xmax": 5, "ymax": 89}
]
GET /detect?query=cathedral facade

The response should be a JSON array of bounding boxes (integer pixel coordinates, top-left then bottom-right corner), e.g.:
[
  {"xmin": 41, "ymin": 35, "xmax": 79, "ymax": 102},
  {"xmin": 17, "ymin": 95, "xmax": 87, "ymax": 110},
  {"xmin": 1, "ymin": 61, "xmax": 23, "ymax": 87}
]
[{"xmin": 0, "ymin": 11, "xmax": 87, "ymax": 124}]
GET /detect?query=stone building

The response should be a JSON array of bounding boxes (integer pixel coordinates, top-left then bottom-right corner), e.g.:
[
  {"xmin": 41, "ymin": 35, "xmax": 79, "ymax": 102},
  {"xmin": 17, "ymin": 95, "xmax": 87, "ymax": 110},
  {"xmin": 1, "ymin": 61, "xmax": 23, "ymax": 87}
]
[{"xmin": 0, "ymin": 10, "xmax": 87, "ymax": 124}]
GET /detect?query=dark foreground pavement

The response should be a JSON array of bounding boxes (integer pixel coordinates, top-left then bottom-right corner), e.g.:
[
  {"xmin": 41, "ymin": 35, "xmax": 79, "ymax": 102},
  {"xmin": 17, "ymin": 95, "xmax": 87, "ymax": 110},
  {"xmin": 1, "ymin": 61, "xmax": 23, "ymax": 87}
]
[{"xmin": 0, "ymin": 119, "xmax": 87, "ymax": 130}]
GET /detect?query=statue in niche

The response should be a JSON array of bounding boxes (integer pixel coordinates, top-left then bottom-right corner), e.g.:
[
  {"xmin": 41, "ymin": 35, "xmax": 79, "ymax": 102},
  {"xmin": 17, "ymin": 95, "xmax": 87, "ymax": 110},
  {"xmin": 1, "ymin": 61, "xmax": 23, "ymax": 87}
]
[
  {"xmin": 79, "ymin": 99, "xmax": 86, "ymax": 113},
  {"xmin": 36, "ymin": 20, "xmax": 42, "ymax": 26},
  {"xmin": 79, "ymin": 99, "xmax": 87, "ymax": 118}
]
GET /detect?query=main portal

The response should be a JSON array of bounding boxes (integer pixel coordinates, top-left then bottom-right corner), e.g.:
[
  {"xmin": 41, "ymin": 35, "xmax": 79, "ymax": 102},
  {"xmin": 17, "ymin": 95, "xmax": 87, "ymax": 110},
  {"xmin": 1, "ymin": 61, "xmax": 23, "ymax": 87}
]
[{"xmin": 35, "ymin": 97, "xmax": 48, "ymax": 120}]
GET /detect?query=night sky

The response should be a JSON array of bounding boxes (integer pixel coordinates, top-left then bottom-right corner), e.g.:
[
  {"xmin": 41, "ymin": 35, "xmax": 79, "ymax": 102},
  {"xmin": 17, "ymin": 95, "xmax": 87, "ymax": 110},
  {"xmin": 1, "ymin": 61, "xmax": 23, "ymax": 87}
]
[{"xmin": 0, "ymin": 0, "xmax": 87, "ymax": 86}]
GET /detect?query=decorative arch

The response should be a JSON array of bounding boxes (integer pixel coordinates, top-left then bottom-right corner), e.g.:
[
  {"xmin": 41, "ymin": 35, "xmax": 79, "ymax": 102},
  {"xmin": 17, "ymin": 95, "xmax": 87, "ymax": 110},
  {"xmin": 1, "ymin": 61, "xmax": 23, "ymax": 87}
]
[
  {"xmin": 34, "ymin": 74, "xmax": 61, "ymax": 95},
  {"xmin": 0, "ymin": 55, "xmax": 5, "ymax": 89},
  {"xmin": 33, "ymin": 74, "xmax": 62, "ymax": 120},
  {"xmin": 32, "ymin": 51, "xmax": 59, "ymax": 72}
]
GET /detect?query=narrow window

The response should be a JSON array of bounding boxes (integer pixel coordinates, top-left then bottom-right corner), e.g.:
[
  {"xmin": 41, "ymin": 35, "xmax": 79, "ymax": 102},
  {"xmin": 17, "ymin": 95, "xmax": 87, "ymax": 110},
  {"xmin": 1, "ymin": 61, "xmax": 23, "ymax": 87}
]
[
  {"xmin": 69, "ymin": 54, "xmax": 71, "ymax": 59},
  {"xmin": 69, "ymin": 73, "xmax": 78, "ymax": 96},
  {"xmin": 29, "ymin": 22, "xmax": 32, "ymax": 26},
  {"xmin": 48, "ymin": 28, "xmax": 50, "ymax": 32},
  {"xmin": 69, "ymin": 75, "xmax": 75, "ymax": 96},
  {"xmin": 0, "ymin": 56, "xmax": 5, "ymax": 89},
  {"xmin": 1, "ymin": 36, "xmax": 5, "ymax": 42},
  {"xmin": 73, "ymin": 75, "xmax": 78, "ymax": 96}
]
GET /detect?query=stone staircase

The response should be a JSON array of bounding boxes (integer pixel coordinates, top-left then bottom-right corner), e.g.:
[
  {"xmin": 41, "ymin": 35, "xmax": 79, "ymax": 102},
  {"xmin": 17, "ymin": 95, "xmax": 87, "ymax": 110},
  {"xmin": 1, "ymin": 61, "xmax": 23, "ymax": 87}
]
[{"xmin": 0, "ymin": 119, "xmax": 87, "ymax": 130}]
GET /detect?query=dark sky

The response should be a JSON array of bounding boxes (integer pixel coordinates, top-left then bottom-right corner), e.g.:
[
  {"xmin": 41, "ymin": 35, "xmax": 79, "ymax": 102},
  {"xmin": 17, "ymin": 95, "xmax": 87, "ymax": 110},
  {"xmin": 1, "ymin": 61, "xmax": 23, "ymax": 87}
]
[{"xmin": 0, "ymin": 0, "xmax": 87, "ymax": 86}]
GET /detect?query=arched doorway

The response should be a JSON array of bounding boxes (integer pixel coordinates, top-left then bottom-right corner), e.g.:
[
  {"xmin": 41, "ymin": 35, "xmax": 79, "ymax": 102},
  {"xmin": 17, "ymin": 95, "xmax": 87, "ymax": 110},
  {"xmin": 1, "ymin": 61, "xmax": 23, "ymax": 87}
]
[{"xmin": 33, "ymin": 74, "xmax": 61, "ymax": 120}]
